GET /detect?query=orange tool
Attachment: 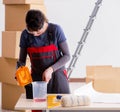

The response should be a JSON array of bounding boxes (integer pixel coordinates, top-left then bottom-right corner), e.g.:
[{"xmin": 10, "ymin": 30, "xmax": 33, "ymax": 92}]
[{"xmin": 15, "ymin": 66, "xmax": 32, "ymax": 86}]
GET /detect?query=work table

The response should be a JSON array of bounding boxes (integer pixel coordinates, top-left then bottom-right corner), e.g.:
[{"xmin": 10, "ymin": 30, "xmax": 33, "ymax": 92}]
[{"xmin": 15, "ymin": 94, "xmax": 120, "ymax": 111}]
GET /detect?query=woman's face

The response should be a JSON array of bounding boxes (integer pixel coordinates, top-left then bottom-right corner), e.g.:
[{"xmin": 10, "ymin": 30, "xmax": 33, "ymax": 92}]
[
  {"xmin": 27, "ymin": 28, "xmax": 44, "ymax": 36},
  {"xmin": 27, "ymin": 22, "xmax": 48, "ymax": 36}
]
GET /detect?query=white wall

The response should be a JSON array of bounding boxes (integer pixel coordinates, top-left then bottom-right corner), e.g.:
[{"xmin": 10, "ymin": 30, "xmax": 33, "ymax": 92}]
[
  {"xmin": 0, "ymin": 0, "xmax": 5, "ymax": 57},
  {"xmin": 0, "ymin": 1, "xmax": 4, "ymax": 109},
  {"xmin": 0, "ymin": 0, "xmax": 120, "ymax": 78},
  {"xmin": 44, "ymin": 0, "xmax": 120, "ymax": 78}
]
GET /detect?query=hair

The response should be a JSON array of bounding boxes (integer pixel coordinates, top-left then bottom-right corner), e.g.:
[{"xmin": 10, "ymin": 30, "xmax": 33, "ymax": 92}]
[{"xmin": 25, "ymin": 9, "xmax": 48, "ymax": 31}]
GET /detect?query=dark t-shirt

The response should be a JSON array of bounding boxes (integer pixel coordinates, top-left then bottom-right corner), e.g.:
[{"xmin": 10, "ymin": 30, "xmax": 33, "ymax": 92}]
[
  {"xmin": 19, "ymin": 23, "xmax": 66, "ymax": 48},
  {"xmin": 17, "ymin": 23, "xmax": 70, "ymax": 72}
]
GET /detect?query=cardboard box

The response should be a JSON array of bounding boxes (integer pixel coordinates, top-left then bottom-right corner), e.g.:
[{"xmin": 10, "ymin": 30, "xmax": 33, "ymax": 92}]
[
  {"xmin": 2, "ymin": 82, "xmax": 25, "ymax": 110},
  {"xmin": 86, "ymin": 66, "xmax": 96, "ymax": 83},
  {"xmin": 2, "ymin": 31, "xmax": 21, "ymax": 59},
  {"xmin": 93, "ymin": 67, "xmax": 120, "ymax": 93},
  {"xmin": 86, "ymin": 65, "xmax": 112, "ymax": 83},
  {"xmin": 0, "ymin": 57, "xmax": 31, "ymax": 85},
  {"xmin": 3, "ymin": 0, "xmax": 44, "ymax": 4},
  {"xmin": 5, "ymin": 4, "xmax": 47, "ymax": 31},
  {"xmin": 85, "ymin": 77, "xmax": 93, "ymax": 83}
]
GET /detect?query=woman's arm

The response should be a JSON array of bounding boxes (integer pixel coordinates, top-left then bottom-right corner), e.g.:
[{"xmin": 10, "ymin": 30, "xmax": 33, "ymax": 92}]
[
  {"xmin": 42, "ymin": 41, "xmax": 70, "ymax": 82},
  {"xmin": 16, "ymin": 48, "xmax": 27, "ymax": 69},
  {"xmin": 51, "ymin": 41, "xmax": 71, "ymax": 71}
]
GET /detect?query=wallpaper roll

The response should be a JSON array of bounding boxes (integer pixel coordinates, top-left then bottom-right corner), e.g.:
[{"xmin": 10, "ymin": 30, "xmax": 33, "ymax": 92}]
[{"xmin": 61, "ymin": 94, "xmax": 91, "ymax": 107}]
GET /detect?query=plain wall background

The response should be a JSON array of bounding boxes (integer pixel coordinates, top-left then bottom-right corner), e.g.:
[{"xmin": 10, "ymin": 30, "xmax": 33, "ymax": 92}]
[{"xmin": 0, "ymin": 0, "xmax": 120, "ymax": 78}]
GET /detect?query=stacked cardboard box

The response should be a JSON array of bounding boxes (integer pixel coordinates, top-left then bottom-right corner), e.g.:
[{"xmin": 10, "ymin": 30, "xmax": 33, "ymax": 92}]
[
  {"xmin": 1, "ymin": 0, "xmax": 46, "ymax": 110},
  {"xmin": 2, "ymin": 0, "xmax": 47, "ymax": 58},
  {"xmin": 86, "ymin": 65, "xmax": 120, "ymax": 93},
  {"xmin": 2, "ymin": 31, "xmax": 21, "ymax": 59},
  {"xmin": 4, "ymin": 0, "xmax": 46, "ymax": 31}
]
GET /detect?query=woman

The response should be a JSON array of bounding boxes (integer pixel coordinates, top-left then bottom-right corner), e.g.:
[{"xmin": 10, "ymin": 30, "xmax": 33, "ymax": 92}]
[{"xmin": 16, "ymin": 9, "xmax": 71, "ymax": 112}]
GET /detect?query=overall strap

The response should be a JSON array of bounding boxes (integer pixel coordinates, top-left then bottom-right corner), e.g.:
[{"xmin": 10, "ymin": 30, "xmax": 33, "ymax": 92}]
[{"xmin": 47, "ymin": 24, "xmax": 55, "ymax": 45}]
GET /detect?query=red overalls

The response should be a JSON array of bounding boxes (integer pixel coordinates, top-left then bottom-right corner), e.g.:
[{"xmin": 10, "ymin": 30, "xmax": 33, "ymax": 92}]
[
  {"xmin": 27, "ymin": 39, "xmax": 70, "ymax": 93},
  {"xmin": 26, "ymin": 28, "xmax": 70, "ymax": 112}
]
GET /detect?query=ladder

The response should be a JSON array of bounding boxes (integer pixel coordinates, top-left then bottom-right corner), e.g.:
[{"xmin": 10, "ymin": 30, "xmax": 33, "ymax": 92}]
[{"xmin": 67, "ymin": 0, "xmax": 103, "ymax": 79}]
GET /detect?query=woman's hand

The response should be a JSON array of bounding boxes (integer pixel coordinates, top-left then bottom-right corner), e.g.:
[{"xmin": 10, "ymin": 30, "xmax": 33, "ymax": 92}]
[{"xmin": 42, "ymin": 67, "xmax": 54, "ymax": 83}]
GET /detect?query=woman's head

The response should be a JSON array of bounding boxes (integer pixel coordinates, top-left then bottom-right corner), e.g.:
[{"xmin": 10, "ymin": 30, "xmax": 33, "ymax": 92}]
[{"xmin": 26, "ymin": 9, "xmax": 48, "ymax": 32}]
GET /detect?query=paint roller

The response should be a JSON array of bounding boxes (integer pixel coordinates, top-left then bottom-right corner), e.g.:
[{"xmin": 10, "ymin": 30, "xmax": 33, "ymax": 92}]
[{"xmin": 61, "ymin": 94, "xmax": 91, "ymax": 107}]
